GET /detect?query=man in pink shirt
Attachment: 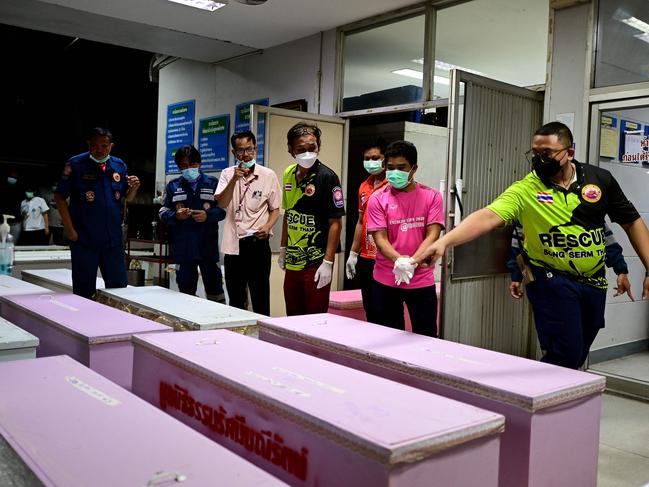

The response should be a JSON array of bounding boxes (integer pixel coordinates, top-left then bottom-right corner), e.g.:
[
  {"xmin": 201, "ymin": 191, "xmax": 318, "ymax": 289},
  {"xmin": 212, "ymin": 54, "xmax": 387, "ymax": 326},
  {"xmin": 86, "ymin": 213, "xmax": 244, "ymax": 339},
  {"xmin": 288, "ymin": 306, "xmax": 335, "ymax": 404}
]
[
  {"xmin": 366, "ymin": 140, "xmax": 444, "ymax": 337},
  {"xmin": 216, "ymin": 131, "xmax": 281, "ymax": 316}
]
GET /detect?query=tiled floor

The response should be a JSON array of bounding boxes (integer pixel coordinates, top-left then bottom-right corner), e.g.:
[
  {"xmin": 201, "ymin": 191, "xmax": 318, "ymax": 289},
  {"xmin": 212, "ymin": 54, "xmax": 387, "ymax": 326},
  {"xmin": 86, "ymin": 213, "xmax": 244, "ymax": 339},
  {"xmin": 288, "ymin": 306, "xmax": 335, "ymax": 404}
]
[
  {"xmin": 599, "ymin": 393, "xmax": 649, "ymax": 487},
  {"xmin": 592, "ymin": 352, "xmax": 649, "ymax": 383}
]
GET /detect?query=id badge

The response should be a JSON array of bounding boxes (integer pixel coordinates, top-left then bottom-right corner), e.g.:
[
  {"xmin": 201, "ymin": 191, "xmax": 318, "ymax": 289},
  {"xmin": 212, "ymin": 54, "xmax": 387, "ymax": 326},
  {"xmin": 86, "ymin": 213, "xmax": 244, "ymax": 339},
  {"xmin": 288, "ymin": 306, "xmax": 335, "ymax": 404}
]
[{"xmin": 234, "ymin": 209, "xmax": 243, "ymax": 222}]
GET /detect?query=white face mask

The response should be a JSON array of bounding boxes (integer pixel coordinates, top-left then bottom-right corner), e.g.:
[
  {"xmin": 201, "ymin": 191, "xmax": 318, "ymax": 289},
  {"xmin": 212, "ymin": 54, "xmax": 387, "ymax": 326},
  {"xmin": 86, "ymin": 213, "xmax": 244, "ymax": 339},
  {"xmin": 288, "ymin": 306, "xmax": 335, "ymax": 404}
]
[{"xmin": 295, "ymin": 151, "xmax": 318, "ymax": 169}]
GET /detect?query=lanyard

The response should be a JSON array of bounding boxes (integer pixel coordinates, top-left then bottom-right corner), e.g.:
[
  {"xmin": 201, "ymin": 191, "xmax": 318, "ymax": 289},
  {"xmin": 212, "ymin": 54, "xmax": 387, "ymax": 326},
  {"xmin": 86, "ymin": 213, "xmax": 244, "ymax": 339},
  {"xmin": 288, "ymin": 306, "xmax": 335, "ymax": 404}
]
[{"xmin": 237, "ymin": 174, "xmax": 258, "ymax": 212}]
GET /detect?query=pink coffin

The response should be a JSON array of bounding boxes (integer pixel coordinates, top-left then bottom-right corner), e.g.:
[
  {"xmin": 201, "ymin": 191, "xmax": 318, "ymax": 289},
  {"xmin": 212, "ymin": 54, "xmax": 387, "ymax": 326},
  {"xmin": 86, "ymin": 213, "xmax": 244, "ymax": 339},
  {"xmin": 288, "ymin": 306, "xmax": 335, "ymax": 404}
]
[
  {"xmin": 132, "ymin": 330, "xmax": 505, "ymax": 487},
  {"xmin": 0, "ymin": 355, "xmax": 286, "ymax": 487},
  {"xmin": 258, "ymin": 313, "xmax": 606, "ymax": 487},
  {"xmin": 0, "ymin": 293, "xmax": 171, "ymax": 389}
]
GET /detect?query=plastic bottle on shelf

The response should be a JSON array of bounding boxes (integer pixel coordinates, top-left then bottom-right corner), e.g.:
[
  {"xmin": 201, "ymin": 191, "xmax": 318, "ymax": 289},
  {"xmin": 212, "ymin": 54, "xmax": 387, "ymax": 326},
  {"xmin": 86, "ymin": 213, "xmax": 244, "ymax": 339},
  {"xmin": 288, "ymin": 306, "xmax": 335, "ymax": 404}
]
[{"xmin": 0, "ymin": 215, "xmax": 16, "ymax": 276}]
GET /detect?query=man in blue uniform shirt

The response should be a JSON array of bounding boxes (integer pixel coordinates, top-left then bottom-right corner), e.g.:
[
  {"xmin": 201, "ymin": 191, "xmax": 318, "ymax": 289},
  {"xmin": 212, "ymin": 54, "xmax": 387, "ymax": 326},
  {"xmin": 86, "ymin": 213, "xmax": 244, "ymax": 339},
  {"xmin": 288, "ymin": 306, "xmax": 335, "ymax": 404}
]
[
  {"xmin": 54, "ymin": 127, "xmax": 140, "ymax": 298},
  {"xmin": 159, "ymin": 145, "xmax": 226, "ymax": 302}
]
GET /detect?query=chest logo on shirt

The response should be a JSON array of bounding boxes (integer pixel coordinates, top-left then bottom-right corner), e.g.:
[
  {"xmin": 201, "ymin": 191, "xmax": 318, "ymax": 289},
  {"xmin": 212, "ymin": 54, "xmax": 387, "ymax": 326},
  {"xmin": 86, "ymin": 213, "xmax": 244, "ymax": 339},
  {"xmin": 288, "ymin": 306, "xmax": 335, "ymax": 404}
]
[
  {"xmin": 112, "ymin": 172, "xmax": 121, "ymax": 183},
  {"xmin": 581, "ymin": 184, "xmax": 602, "ymax": 203},
  {"xmin": 85, "ymin": 191, "xmax": 95, "ymax": 202},
  {"xmin": 203, "ymin": 202, "xmax": 211, "ymax": 210},
  {"xmin": 285, "ymin": 183, "xmax": 292, "ymax": 192},
  {"xmin": 332, "ymin": 186, "xmax": 344, "ymax": 208},
  {"xmin": 536, "ymin": 192, "xmax": 554, "ymax": 204},
  {"xmin": 305, "ymin": 184, "xmax": 316, "ymax": 197}
]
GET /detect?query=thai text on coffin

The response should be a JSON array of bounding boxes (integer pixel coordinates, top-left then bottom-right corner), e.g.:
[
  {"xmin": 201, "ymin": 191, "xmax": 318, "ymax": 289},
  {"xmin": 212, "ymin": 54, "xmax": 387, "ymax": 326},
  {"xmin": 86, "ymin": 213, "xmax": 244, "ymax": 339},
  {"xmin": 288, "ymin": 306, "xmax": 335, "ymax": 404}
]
[{"xmin": 159, "ymin": 381, "xmax": 309, "ymax": 481}]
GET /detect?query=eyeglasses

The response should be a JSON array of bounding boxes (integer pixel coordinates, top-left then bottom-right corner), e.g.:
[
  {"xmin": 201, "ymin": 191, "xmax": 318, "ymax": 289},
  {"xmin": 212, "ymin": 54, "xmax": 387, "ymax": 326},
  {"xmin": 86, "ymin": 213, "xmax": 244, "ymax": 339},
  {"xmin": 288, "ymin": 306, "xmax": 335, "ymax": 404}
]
[
  {"xmin": 525, "ymin": 147, "xmax": 569, "ymax": 164},
  {"xmin": 234, "ymin": 148, "xmax": 256, "ymax": 156}
]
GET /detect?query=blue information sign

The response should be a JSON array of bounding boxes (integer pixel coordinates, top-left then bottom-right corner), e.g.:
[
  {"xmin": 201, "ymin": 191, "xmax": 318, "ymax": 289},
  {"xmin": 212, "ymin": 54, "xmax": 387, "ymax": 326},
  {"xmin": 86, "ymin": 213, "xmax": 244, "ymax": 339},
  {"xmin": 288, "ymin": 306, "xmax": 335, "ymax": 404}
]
[
  {"xmin": 234, "ymin": 98, "xmax": 269, "ymax": 165},
  {"xmin": 165, "ymin": 100, "xmax": 196, "ymax": 174},
  {"xmin": 198, "ymin": 115, "xmax": 230, "ymax": 171}
]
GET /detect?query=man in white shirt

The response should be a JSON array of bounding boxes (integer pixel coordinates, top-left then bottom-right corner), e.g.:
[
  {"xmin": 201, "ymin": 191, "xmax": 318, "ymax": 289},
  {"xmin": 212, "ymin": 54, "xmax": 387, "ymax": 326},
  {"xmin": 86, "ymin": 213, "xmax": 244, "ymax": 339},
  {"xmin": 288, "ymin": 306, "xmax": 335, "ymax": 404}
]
[
  {"xmin": 20, "ymin": 189, "xmax": 49, "ymax": 245},
  {"xmin": 216, "ymin": 131, "xmax": 281, "ymax": 316}
]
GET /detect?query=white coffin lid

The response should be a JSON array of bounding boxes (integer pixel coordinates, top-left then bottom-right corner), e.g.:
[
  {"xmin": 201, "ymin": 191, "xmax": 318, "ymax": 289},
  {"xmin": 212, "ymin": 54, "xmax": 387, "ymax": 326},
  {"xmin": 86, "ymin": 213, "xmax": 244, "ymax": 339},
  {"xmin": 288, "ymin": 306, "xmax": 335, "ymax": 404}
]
[
  {"xmin": 100, "ymin": 286, "xmax": 266, "ymax": 329},
  {"xmin": 14, "ymin": 250, "xmax": 71, "ymax": 263},
  {"xmin": 21, "ymin": 268, "xmax": 105, "ymax": 291},
  {"xmin": 0, "ymin": 355, "xmax": 286, "ymax": 487},
  {"xmin": 0, "ymin": 275, "xmax": 53, "ymax": 297},
  {"xmin": 0, "ymin": 317, "xmax": 38, "ymax": 350}
]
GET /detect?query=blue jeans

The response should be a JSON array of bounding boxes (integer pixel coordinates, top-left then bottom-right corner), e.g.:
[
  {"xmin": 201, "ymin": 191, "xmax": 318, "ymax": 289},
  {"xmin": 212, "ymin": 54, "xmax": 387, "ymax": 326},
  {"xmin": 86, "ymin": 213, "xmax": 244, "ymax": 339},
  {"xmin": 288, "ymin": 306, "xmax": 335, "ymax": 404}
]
[{"xmin": 526, "ymin": 268, "xmax": 606, "ymax": 369}]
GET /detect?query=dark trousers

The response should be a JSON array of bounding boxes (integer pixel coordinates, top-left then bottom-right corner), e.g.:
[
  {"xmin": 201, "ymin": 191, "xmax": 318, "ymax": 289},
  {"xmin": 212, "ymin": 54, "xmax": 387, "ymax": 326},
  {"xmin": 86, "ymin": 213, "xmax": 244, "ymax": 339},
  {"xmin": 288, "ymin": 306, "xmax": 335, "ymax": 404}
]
[
  {"xmin": 526, "ymin": 269, "xmax": 606, "ymax": 369},
  {"xmin": 20, "ymin": 229, "xmax": 48, "ymax": 246},
  {"xmin": 70, "ymin": 242, "xmax": 128, "ymax": 299},
  {"xmin": 356, "ymin": 256, "xmax": 379, "ymax": 323},
  {"xmin": 223, "ymin": 238, "xmax": 271, "ymax": 316},
  {"xmin": 176, "ymin": 259, "xmax": 224, "ymax": 302},
  {"xmin": 284, "ymin": 265, "xmax": 331, "ymax": 316},
  {"xmin": 373, "ymin": 281, "xmax": 438, "ymax": 337}
]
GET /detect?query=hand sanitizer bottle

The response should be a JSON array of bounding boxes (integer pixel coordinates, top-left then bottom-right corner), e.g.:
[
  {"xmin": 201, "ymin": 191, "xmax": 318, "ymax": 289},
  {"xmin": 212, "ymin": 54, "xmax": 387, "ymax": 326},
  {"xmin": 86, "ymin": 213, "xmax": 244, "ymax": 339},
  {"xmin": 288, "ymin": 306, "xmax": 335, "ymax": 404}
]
[{"xmin": 0, "ymin": 215, "xmax": 15, "ymax": 276}]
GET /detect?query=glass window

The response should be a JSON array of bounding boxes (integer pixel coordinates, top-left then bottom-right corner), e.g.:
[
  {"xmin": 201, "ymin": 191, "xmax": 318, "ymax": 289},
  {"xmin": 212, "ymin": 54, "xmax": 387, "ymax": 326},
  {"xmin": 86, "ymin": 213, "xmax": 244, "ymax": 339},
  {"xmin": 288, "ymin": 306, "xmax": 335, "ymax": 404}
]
[
  {"xmin": 342, "ymin": 15, "xmax": 425, "ymax": 112},
  {"xmin": 433, "ymin": 0, "xmax": 549, "ymax": 99},
  {"xmin": 594, "ymin": 0, "xmax": 649, "ymax": 88}
]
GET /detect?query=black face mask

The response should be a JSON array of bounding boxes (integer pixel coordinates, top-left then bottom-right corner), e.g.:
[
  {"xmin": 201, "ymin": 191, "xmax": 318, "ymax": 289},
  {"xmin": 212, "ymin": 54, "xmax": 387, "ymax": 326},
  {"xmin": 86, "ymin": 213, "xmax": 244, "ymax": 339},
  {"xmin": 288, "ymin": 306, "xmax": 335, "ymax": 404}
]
[{"xmin": 532, "ymin": 154, "xmax": 562, "ymax": 181}]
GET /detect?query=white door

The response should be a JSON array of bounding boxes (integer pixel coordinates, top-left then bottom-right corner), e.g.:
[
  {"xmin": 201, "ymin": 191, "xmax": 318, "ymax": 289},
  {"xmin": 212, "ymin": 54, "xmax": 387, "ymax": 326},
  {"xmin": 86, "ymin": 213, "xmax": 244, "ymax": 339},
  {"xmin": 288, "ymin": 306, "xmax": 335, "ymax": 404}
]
[
  {"xmin": 250, "ymin": 105, "xmax": 349, "ymax": 317},
  {"xmin": 587, "ymin": 96, "xmax": 649, "ymax": 398}
]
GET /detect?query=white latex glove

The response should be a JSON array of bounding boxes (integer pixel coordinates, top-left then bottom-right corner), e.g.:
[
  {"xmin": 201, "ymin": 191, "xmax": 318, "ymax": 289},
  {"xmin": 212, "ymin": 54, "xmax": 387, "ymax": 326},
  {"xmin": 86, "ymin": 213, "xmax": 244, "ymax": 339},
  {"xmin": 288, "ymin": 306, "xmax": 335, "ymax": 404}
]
[
  {"xmin": 345, "ymin": 251, "xmax": 359, "ymax": 280},
  {"xmin": 393, "ymin": 257, "xmax": 417, "ymax": 285},
  {"xmin": 314, "ymin": 259, "xmax": 334, "ymax": 289},
  {"xmin": 278, "ymin": 247, "xmax": 287, "ymax": 270}
]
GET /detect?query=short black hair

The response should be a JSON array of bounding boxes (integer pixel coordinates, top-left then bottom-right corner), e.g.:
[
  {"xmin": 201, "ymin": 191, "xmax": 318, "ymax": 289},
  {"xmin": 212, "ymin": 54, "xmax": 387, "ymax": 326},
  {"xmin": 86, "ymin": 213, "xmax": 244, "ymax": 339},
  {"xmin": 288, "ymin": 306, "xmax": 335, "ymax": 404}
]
[
  {"xmin": 385, "ymin": 140, "xmax": 417, "ymax": 166},
  {"xmin": 230, "ymin": 130, "xmax": 257, "ymax": 149},
  {"xmin": 534, "ymin": 122, "xmax": 573, "ymax": 148},
  {"xmin": 87, "ymin": 127, "xmax": 113, "ymax": 142},
  {"xmin": 174, "ymin": 145, "xmax": 201, "ymax": 166},
  {"xmin": 363, "ymin": 137, "xmax": 387, "ymax": 155},
  {"xmin": 287, "ymin": 122, "xmax": 321, "ymax": 148}
]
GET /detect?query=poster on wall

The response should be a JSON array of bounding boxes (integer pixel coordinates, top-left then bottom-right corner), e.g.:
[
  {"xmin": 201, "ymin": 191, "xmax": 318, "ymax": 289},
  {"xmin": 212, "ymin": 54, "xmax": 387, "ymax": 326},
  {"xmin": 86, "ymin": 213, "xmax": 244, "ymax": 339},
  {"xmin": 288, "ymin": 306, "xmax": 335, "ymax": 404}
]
[
  {"xmin": 599, "ymin": 115, "xmax": 618, "ymax": 159},
  {"xmin": 235, "ymin": 98, "xmax": 269, "ymax": 165},
  {"xmin": 620, "ymin": 119, "xmax": 648, "ymax": 164},
  {"xmin": 198, "ymin": 115, "xmax": 230, "ymax": 171},
  {"xmin": 165, "ymin": 100, "xmax": 196, "ymax": 174}
]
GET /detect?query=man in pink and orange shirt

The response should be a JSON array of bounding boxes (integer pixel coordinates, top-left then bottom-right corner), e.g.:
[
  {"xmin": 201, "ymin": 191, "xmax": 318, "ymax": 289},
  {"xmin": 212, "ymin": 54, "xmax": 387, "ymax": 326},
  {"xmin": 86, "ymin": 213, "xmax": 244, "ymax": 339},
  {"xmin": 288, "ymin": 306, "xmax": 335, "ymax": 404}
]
[{"xmin": 366, "ymin": 140, "xmax": 444, "ymax": 337}]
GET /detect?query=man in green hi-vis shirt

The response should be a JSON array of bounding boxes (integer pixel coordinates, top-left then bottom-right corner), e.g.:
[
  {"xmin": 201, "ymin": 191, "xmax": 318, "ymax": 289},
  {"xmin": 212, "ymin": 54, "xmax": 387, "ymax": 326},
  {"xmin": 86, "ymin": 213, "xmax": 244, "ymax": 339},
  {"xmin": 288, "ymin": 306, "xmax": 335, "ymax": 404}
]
[
  {"xmin": 417, "ymin": 122, "xmax": 649, "ymax": 369},
  {"xmin": 278, "ymin": 122, "xmax": 345, "ymax": 316}
]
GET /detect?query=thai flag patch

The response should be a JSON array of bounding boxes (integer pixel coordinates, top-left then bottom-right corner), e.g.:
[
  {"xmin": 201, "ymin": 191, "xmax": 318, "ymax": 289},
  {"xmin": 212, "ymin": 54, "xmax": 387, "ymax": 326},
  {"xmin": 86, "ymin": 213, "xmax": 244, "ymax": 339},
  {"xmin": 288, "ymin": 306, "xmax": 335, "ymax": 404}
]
[
  {"xmin": 536, "ymin": 192, "xmax": 554, "ymax": 204},
  {"xmin": 285, "ymin": 183, "xmax": 292, "ymax": 191}
]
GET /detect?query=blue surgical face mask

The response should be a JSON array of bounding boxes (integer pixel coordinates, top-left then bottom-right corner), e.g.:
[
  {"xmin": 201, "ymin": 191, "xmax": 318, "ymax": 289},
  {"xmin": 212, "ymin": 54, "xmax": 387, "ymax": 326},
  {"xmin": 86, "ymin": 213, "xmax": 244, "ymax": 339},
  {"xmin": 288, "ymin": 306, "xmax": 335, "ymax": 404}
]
[
  {"xmin": 182, "ymin": 167, "xmax": 200, "ymax": 182},
  {"xmin": 25, "ymin": 192, "xmax": 34, "ymax": 199},
  {"xmin": 241, "ymin": 159, "xmax": 256, "ymax": 169},
  {"xmin": 386, "ymin": 169, "xmax": 412, "ymax": 190},
  {"xmin": 7, "ymin": 177, "xmax": 17, "ymax": 185},
  {"xmin": 89, "ymin": 154, "xmax": 110, "ymax": 164}
]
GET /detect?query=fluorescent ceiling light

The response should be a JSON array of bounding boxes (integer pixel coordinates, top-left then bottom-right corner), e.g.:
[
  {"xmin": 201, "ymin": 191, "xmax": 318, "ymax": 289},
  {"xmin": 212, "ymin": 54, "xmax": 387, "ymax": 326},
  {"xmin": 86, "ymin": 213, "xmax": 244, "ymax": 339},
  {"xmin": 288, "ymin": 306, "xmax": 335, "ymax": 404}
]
[
  {"xmin": 635, "ymin": 33, "xmax": 649, "ymax": 44},
  {"xmin": 411, "ymin": 58, "xmax": 484, "ymax": 75},
  {"xmin": 167, "ymin": 0, "xmax": 227, "ymax": 11},
  {"xmin": 391, "ymin": 69, "xmax": 450, "ymax": 85},
  {"xmin": 392, "ymin": 68, "xmax": 423, "ymax": 80},
  {"xmin": 620, "ymin": 15, "xmax": 649, "ymax": 34}
]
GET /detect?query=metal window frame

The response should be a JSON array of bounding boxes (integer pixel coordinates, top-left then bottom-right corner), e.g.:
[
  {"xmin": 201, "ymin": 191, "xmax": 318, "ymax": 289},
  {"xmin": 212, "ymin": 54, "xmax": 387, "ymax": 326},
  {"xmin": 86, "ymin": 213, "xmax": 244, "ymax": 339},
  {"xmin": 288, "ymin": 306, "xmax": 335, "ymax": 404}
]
[{"xmin": 334, "ymin": 0, "xmax": 472, "ymax": 115}]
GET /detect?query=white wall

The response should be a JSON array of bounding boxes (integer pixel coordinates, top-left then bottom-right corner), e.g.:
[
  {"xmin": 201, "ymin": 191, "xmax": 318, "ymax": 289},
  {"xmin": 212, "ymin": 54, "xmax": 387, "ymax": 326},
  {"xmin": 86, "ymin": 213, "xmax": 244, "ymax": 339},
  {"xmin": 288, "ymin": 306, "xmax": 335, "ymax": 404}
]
[
  {"xmin": 156, "ymin": 30, "xmax": 337, "ymax": 183},
  {"xmin": 545, "ymin": 3, "xmax": 591, "ymax": 159}
]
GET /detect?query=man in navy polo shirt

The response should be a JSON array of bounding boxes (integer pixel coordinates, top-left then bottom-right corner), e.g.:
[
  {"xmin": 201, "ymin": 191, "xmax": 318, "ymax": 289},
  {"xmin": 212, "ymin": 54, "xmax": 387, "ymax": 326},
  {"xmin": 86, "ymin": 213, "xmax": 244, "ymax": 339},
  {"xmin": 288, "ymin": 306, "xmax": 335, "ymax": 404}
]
[
  {"xmin": 55, "ymin": 127, "xmax": 140, "ymax": 298},
  {"xmin": 159, "ymin": 145, "xmax": 226, "ymax": 302}
]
